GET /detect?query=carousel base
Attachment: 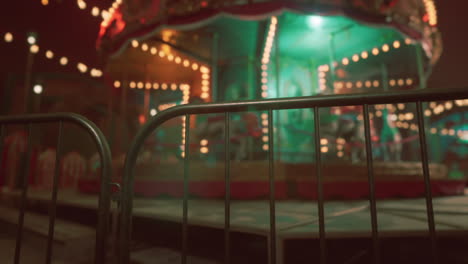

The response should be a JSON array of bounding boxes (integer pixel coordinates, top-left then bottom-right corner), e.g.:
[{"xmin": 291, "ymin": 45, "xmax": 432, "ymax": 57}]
[
  {"xmin": 79, "ymin": 161, "xmax": 464, "ymax": 199},
  {"xmin": 3, "ymin": 189, "xmax": 468, "ymax": 264}
]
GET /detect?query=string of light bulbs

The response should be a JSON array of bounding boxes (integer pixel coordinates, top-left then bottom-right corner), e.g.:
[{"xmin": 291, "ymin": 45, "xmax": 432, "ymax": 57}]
[{"xmin": 2, "ymin": 31, "xmax": 102, "ymax": 78}]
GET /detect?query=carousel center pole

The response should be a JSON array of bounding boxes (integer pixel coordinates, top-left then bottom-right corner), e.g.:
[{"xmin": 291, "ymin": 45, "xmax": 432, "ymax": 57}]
[
  {"xmin": 274, "ymin": 18, "xmax": 281, "ymax": 162},
  {"xmin": 416, "ymin": 45, "xmax": 427, "ymax": 89},
  {"xmin": 211, "ymin": 32, "xmax": 219, "ymax": 102}
]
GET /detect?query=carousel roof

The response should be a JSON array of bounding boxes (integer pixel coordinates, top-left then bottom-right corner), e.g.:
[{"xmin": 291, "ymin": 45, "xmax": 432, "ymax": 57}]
[{"xmin": 98, "ymin": 0, "xmax": 441, "ymax": 66}]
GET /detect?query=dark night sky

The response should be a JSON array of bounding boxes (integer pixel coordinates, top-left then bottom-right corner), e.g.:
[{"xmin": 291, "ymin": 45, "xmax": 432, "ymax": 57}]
[{"xmin": 0, "ymin": 1, "xmax": 467, "ymax": 97}]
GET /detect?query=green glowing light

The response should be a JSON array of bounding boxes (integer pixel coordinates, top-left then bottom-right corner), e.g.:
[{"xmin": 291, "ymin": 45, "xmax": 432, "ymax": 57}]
[{"xmin": 307, "ymin": 16, "xmax": 323, "ymax": 28}]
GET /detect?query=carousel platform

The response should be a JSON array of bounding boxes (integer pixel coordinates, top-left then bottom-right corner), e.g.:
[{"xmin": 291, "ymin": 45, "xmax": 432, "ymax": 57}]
[{"xmin": 1, "ymin": 189, "xmax": 468, "ymax": 263}]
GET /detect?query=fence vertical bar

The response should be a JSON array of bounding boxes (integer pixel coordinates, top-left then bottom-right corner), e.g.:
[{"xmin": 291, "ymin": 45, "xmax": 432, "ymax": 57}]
[
  {"xmin": 224, "ymin": 112, "xmax": 231, "ymax": 264},
  {"xmin": 0, "ymin": 125, "xmax": 5, "ymax": 172},
  {"xmin": 416, "ymin": 101, "xmax": 438, "ymax": 264},
  {"xmin": 44, "ymin": 121, "xmax": 63, "ymax": 264},
  {"xmin": 363, "ymin": 104, "xmax": 380, "ymax": 264},
  {"xmin": 267, "ymin": 109, "xmax": 276, "ymax": 264},
  {"xmin": 313, "ymin": 106, "xmax": 326, "ymax": 264},
  {"xmin": 182, "ymin": 114, "xmax": 190, "ymax": 264},
  {"xmin": 14, "ymin": 123, "xmax": 33, "ymax": 264}
]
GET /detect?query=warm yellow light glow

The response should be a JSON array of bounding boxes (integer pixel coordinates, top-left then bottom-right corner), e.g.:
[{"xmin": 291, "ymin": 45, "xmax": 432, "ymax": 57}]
[
  {"xmin": 365, "ymin": 81, "xmax": 371, "ymax": 88},
  {"xmin": 114, "ymin": 81, "xmax": 121, "ymax": 88},
  {"xmin": 77, "ymin": 0, "xmax": 87, "ymax": 10},
  {"xmin": 373, "ymin": 80, "xmax": 379, "ymax": 87},
  {"xmin": 389, "ymin": 79, "xmax": 396, "ymax": 86},
  {"xmin": 320, "ymin": 138, "xmax": 328, "ymax": 145},
  {"xmin": 183, "ymin": 60, "xmax": 190, "ymax": 67},
  {"xmin": 30, "ymin": 44, "xmax": 39, "ymax": 54},
  {"xmin": 145, "ymin": 82, "xmax": 152, "ymax": 89},
  {"xmin": 131, "ymin": 39, "xmax": 139, "ymax": 48},
  {"xmin": 41, "ymin": 0, "xmax": 49, "ymax": 6},
  {"xmin": 4, "ymin": 32, "xmax": 13, "ymax": 42},
  {"xmin": 77, "ymin": 63, "xmax": 88, "ymax": 73},
  {"xmin": 59, "ymin": 56, "xmax": 68, "ymax": 65},
  {"xmin": 129, "ymin": 81, "xmax": 136, "ymax": 89},
  {"xmin": 406, "ymin": 78, "xmax": 413, "ymax": 85},
  {"xmin": 393, "ymin": 41, "xmax": 401, "ymax": 49},
  {"xmin": 91, "ymin": 7, "xmax": 100, "ymax": 16},
  {"xmin": 361, "ymin": 51, "xmax": 368, "ymax": 59},
  {"xmin": 372, "ymin": 48, "xmax": 379, "ymax": 55},
  {"xmin": 137, "ymin": 82, "xmax": 144, "ymax": 89},
  {"xmin": 356, "ymin": 81, "xmax": 363, "ymax": 88},
  {"xmin": 352, "ymin": 54, "xmax": 359, "ymax": 62},
  {"xmin": 141, "ymin": 43, "xmax": 148, "ymax": 51},
  {"xmin": 167, "ymin": 54, "xmax": 174, "ymax": 61},
  {"xmin": 175, "ymin": 57, "xmax": 181, "ymax": 64},
  {"xmin": 192, "ymin": 63, "xmax": 199, "ymax": 71},
  {"xmin": 342, "ymin": 58, "xmax": 349, "ymax": 65},
  {"xmin": 321, "ymin": 146, "xmax": 328, "ymax": 153},
  {"xmin": 382, "ymin": 44, "xmax": 390, "ymax": 52},
  {"xmin": 45, "ymin": 50, "xmax": 54, "ymax": 59}
]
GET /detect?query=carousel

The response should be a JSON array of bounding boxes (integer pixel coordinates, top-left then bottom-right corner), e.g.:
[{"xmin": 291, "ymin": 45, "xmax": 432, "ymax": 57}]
[{"xmin": 72, "ymin": 0, "xmax": 468, "ymax": 200}]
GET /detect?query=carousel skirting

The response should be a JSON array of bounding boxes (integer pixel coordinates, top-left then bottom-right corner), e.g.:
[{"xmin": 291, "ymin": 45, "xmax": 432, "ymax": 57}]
[{"xmin": 78, "ymin": 179, "xmax": 465, "ymax": 200}]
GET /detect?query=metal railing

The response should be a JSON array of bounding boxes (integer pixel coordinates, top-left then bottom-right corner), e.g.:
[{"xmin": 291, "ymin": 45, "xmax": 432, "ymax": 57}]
[
  {"xmin": 119, "ymin": 88, "xmax": 468, "ymax": 264},
  {"xmin": 0, "ymin": 113, "xmax": 112, "ymax": 264}
]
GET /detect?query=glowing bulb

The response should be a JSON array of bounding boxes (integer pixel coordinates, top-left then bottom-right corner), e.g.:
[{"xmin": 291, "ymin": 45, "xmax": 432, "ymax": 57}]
[
  {"xmin": 77, "ymin": 0, "xmax": 86, "ymax": 10},
  {"xmin": 77, "ymin": 63, "xmax": 88, "ymax": 73},
  {"xmin": 175, "ymin": 57, "xmax": 181, "ymax": 64},
  {"xmin": 4, "ymin": 32, "xmax": 13, "ymax": 42},
  {"xmin": 150, "ymin": 109, "xmax": 157, "ymax": 116},
  {"xmin": 405, "ymin": 38, "xmax": 412, "ymax": 45},
  {"xmin": 373, "ymin": 80, "xmax": 379, "ymax": 87},
  {"xmin": 183, "ymin": 60, "xmax": 190, "ymax": 67},
  {"xmin": 59, "ymin": 57, "xmax": 68, "ymax": 65},
  {"xmin": 192, "ymin": 63, "xmax": 199, "ymax": 71},
  {"xmin": 41, "ymin": 0, "xmax": 49, "ymax": 5},
  {"xmin": 129, "ymin": 82, "xmax": 136, "ymax": 89},
  {"xmin": 114, "ymin": 81, "xmax": 121, "ymax": 88},
  {"xmin": 382, "ymin": 44, "xmax": 390, "ymax": 52},
  {"xmin": 153, "ymin": 83, "xmax": 159, "ymax": 89},
  {"xmin": 27, "ymin": 36, "xmax": 36, "ymax": 45},
  {"xmin": 406, "ymin": 78, "xmax": 413, "ymax": 85},
  {"xmin": 372, "ymin": 48, "xmax": 379, "ymax": 55},
  {"xmin": 356, "ymin": 81, "xmax": 363, "ymax": 88},
  {"xmin": 141, "ymin": 43, "xmax": 148, "ymax": 51},
  {"xmin": 145, "ymin": 82, "xmax": 152, "ymax": 89},
  {"xmin": 161, "ymin": 83, "xmax": 168, "ymax": 90},
  {"xmin": 91, "ymin": 7, "xmax": 100, "ymax": 16},
  {"xmin": 171, "ymin": 83, "xmax": 177, "ymax": 90},
  {"xmin": 168, "ymin": 54, "xmax": 174, "ymax": 61},
  {"xmin": 361, "ymin": 51, "xmax": 368, "ymax": 59},
  {"xmin": 150, "ymin": 47, "xmax": 157, "ymax": 55},
  {"xmin": 307, "ymin": 16, "xmax": 323, "ymax": 28},
  {"xmin": 30, "ymin": 44, "xmax": 39, "ymax": 54},
  {"xmin": 389, "ymin": 79, "xmax": 396, "ymax": 86},
  {"xmin": 45, "ymin": 50, "xmax": 54, "ymax": 59},
  {"xmin": 158, "ymin": 51, "xmax": 165, "ymax": 58},
  {"xmin": 33, "ymin": 84, "xmax": 43, "ymax": 94},
  {"xmin": 397, "ymin": 79, "xmax": 404, "ymax": 86},
  {"xmin": 352, "ymin": 54, "xmax": 359, "ymax": 62},
  {"xmin": 393, "ymin": 40, "xmax": 401, "ymax": 49},
  {"xmin": 342, "ymin": 58, "xmax": 349, "ymax": 65},
  {"xmin": 131, "ymin": 39, "xmax": 139, "ymax": 48}
]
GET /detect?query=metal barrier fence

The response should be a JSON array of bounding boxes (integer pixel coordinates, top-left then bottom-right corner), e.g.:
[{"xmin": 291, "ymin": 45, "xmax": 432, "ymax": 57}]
[
  {"xmin": 120, "ymin": 88, "xmax": 468, "ymax": 264},
  {"xmin": 0, "ymin": 113, "xmax": 112, "ymax": 264}
]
